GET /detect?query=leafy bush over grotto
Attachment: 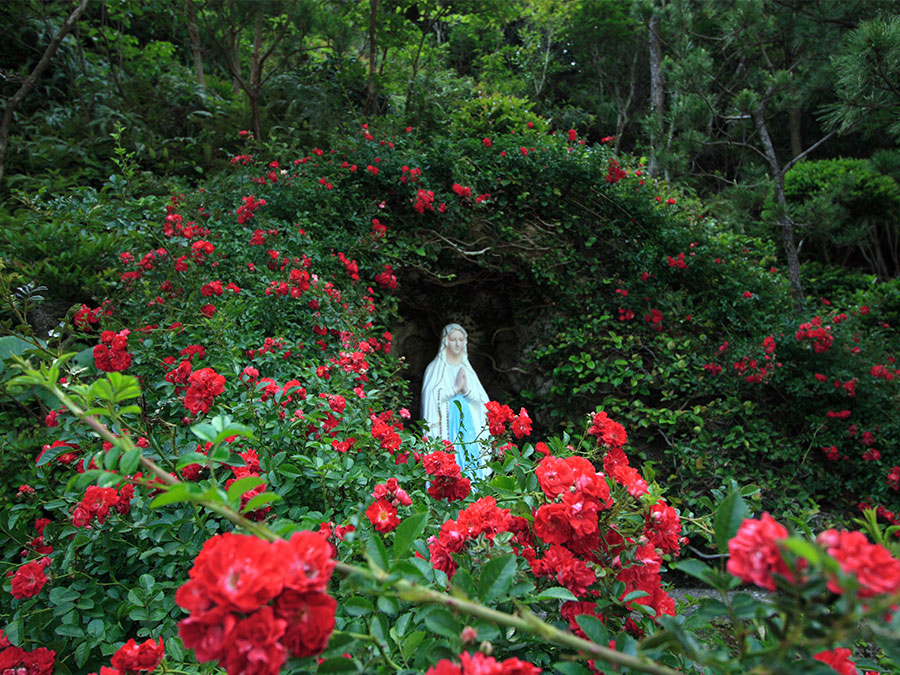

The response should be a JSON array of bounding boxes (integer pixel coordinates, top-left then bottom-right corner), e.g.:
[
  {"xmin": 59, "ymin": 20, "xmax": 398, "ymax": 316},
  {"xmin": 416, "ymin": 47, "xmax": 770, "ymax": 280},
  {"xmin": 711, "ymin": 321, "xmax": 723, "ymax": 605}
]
[{"xmin": 1, "ymin": 113, "xmax": 899, "ymax": 673}]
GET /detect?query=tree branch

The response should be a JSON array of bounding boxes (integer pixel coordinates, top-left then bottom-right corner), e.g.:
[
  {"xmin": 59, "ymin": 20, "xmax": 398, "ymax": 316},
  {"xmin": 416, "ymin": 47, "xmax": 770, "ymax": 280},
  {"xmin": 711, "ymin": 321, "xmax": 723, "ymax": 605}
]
[
  {"xmin": 0, "ymin": 0, "xmax": 90, "ymax": 185},
  {"xmin": 783, "ymin": 131, "xmax": 835, "ymax": 173}
]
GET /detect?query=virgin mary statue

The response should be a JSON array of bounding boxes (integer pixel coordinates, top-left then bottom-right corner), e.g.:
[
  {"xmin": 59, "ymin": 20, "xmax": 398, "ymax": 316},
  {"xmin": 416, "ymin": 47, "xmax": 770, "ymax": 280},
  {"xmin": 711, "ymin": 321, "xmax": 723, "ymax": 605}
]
[{"xmin": 421, "ymin": 323, "xmax": 490, "ymax": 480}]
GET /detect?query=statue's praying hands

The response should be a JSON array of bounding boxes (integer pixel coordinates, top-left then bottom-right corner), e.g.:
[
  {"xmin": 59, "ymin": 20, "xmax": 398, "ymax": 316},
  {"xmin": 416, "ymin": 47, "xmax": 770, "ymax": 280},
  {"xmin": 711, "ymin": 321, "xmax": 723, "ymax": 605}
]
[{"xmin": 455, "ymin": 367, "xmax": 467, "ymax": 395}]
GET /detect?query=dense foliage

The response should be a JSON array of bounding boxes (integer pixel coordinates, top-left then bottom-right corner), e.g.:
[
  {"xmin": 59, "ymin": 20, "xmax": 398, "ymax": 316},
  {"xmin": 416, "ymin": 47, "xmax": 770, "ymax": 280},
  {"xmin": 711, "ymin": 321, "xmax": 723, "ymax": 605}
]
[
  {"xmin": 3, "ymin": 0, "xmax": 900, "ymax": 673},
  {"xmin": 1, "ymin": 119, "xmax": 899, "ymax": 674}
]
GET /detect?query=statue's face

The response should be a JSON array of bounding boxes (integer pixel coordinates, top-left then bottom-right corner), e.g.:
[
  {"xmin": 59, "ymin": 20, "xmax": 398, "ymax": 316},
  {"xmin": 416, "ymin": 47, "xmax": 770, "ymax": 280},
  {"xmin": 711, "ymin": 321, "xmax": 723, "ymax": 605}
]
[{"xmin": 447, "ymin": 330, "xmax": 466, "ymax": 357}]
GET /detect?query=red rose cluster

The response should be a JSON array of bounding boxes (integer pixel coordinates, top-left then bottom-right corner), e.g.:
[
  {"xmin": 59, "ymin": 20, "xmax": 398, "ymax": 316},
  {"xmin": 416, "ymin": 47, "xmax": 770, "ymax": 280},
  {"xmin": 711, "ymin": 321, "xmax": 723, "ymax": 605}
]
[
  {"xmin": 484, "ymin": 402, "xmax": 532, "ymax": 439},
  {"xmin": 374, "ymin": 264, "xmax": 397, "ymax": 290},
  {"xmin": 223, "ymin": 449, "xmax": 272, "ymax": 522},
  {"xmin": 587, "ymin": 411, "xmax": 627, "ymax": 450},
  {"xmin": 71, "ymin": 484, "xmax": 133, "ymax": 527},
  {"xmin": 366, "ymin": 477, "xmax": 411, "ymax": 533},
  {"xmin": 728, "ymin": 514, "xmax": 900, "ymax": 600},
  {"xmin": 94, "ymin": 329, "xmax": 133, "ymax": 372},
  {"xmin": 422, "ymin": 451, "xmax": 471, "ymax": 501},
  {"xmin": 816, "ymin": 528, "xmax": 900, "ymax": 598},
  {"xmin": 428, "ymin": 497, "xmax": 531, "ymax": 579},
  {"xmin": 183, "ymin": 367, "xmax": 226, "ymax": 415},
  {"xmin": 426, "ymin": 651, "xmax": 539, "ymax": 674},
  {"xmin": 0, "ymin": 640, "xmax": 54, "ymax": 675},
  {"xmin": 529, "ymin": 415, "xmax": 679, "ymax": 619},
  {"xmin": 371, "ymin": 415, "xmax": 402, "ymax": 457},
  {"xmin": 236, "ymin": 195, "xmax": 265, "ymax": 224},
  {"xmin": 795, "ymin": 316, "xmax": 834, "ymax": 353},
  {"xmin": 176, "ymin": 531, "xmax": 336, "ymax": 674},
  {"xmin": 73, "ymin": 302, "xmax": 111, "ymax": 330},
  {"xmin": 94, "ymin": 637, "xmax": 164, "ymax": 673},
  {"xmin": 602, "ymin": 446, "xmax": 648, "ymax": 498},
  {"xmin": 605, "ymin": 158, "xmax": 627, "ymax": 183}
]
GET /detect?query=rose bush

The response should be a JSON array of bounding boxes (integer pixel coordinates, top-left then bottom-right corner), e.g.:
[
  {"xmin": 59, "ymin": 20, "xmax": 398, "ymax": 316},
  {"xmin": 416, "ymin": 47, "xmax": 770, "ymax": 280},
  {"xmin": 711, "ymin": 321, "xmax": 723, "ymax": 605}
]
[{"xmin": 0, "ymin": 118, "xmax": 898, "ymax": 674}]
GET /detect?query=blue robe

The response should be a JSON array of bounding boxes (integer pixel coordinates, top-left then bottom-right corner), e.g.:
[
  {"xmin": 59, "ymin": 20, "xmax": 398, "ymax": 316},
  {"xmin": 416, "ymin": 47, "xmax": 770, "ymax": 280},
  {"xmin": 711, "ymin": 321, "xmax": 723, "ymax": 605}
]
[{"xmin": 449, "ymin": 393, "xmax": 486, "ymax": 480}]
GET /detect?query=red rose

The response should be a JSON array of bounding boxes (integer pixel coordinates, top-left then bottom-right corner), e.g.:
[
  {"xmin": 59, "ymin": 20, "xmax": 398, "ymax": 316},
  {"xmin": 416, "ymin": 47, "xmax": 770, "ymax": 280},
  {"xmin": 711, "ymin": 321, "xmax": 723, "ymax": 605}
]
[
  {"xmin": 533, "ymin": 503, "xmax": 572, "ymax": 545},
  {"xmin": 178, "ymin": 606, "xmax": 237, "ymax": 662},
  {"xmin": 274, "ymin": 589, "xmax": 336, "ymax": 658},
  {"xmin": 813, "ymin": 648, "xmax": 856, "ymax": 675},
  {"xmin": 272, "ymin": 531, "xmax": 335, "ymax": 594},
  {"xmin": 511, "ymin": 408, "xmax": 532, "ymax": 438},
  {"xmin": 645, "ymin": 501, "xmax": 682, "ymax": 555},
  {"xmin": 11, "ymin": 559, "xmax": 49, "ymax": 598},
  {"xmin": 220, "ymin": 606, "xmax": 287, "ymax": 675},
  {"xmin": 535, "ymin": 456, "xmax": 573, "ymax": 499},
  {"xmin": 23, "ymin": 648, "xmax": 55, "ymax": 675},
  {"xmin": 366, "ymin": 498, "xmax": 401, "ymax": 533},
  {"xmin": 727, "ymin": 513, "xmax": 797, "ymax": 591},
  {"xmin": 188, "ymin": 533, "xmax": 284, "ymax": 613},
  {"xmin": 110, "ymin": 637, "xmax": 164, "ymax": 672}
]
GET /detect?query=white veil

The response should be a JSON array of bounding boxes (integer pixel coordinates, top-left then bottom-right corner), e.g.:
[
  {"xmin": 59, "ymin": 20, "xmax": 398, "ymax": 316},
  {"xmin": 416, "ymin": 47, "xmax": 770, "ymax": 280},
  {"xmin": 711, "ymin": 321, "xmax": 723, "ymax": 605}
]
[{"xmin": 421, "ymin": 323, "xmax": 489, "ymax": 443}]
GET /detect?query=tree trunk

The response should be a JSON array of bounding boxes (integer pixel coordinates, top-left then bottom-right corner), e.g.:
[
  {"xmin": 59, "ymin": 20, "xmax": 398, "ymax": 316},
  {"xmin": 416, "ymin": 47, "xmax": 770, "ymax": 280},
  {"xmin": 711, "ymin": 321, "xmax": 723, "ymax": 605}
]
[
  {"xmin": 0, "ymin": 0, "xmax": 90, "ymax": 187},
  {"xmin": 250, "ymin": 8, "xmax": 263, "ymax": 140},
  {"xmin": 405, "ymin": 26, "xmax": 429, "ymax": 114},
  {"xmin": 753, "ymin": 103, "xmax": 804, "ymax": 307},
  {"xmin": 185, "ymin": 0, "xmax": 206, "ymax": 89},
  {"xmin": 789, "ymin": 108, "xmax": 802, "ymax": 158},
  {"xmin": 364, "ymin": 0, "xmax": 379, "ymax": 116},
  {"xmin": 648, "ymin": 9, "xmax": 664, "ymax": 176}
]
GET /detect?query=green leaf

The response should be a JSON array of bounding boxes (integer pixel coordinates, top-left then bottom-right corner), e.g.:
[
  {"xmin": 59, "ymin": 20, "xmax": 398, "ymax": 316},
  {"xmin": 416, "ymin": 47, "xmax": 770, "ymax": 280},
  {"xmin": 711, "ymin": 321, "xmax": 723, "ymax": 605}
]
[
  {"xmin": 103, "ymin": 446, "xmax": 120, "ymax": 470},
  {"xmin": 36, "ymin": 441, "xmax": 77, "ymax": 467},
  {"xmin": 780, "ymin": 537, "xmax": 840, "ymax": 574},
  {"xmin": 370, "ymin": 614, "xmax": 390, "ymax": 646},
  {"xmin": 674, "ymin": 559, "xmax": 730, "ymax": 591},
  {"xmin": 86, "ymin": 618, "xmax": 105, "ymax": 639},
  {"xmin": 622, "ymin": 590, "xmax": 650, "ymax": 603},
  {"xmin": 191, "ymin": 423, "xmax": 218, "ymax": 444},
  {"xmin": 0, "ymin": 336, "xmax": 38, "ymax": 377},
  {"xmin": 119, "ymin": 447, "xmax": 142, "ymax": 475},
  {"xmin": 714, "ymin": 487, "xmax": 749, "ymax": 553},
  {"xmin": 49, "ymin": 587, "xmax": 80, "ymax": 605},
  {"xmin": 175, "ymin": 452, "xmax": 212, "ymax": 469},
  {"xmin": 401, "ymin": 630, "xmax": 427, "ymax": 662},
  {"xmin": 343, "ymin": 596, "xmax": 374, "ymax": 616},
  {"xmin": 478, "ymin": 554, "xmax": 517, "ymax": 604},
  {"xmin": 683, "ymin": 598, "xmax": 730, "ymax": 630},
  {"xmin": 74, "ymin": 640, "xmax": 91, "ymax": 668},
  {"xmin": 366, "ymin": 532, "xmax": 390, "ymax": 573},
  {"xmin": 423, "ymin": 607, "xmax": 459, "ymax": 639},
  {"xmin": 317, "ymin": 657, "xmax": 358, "ymax": 673},
  {"xmin": 90, "ymin": 378, "xmax": 114, "ymax": 402},
  {"xmin": 242, "ymin": 491, "xmax": 281, "ymax": 513},
  {"xmin": 576, "ymin": 615, "xmax": 608, "ymax": 645},
  {"xmin": 149, "ymin": 483, "xmax": 200, "ymax": 508},
  {"xmin": 227, "ymin": 476, "xmax": 266, "ymax": 504},
  {"xmin": 56, "ymin": 624, "xmax": 85, "ymax": 638},
  {"xmin": 3, "ymin": 618, "xmax": 22, "ymax": 646},
  {"xmin": 393, "ymin": 511, "xmax": 428, "ymax": 560},
  {"xmin": 535, "ymin": 586, "xmax": 578, "ymax": 602},
  {"xmin": 215, "ymin": 422, "xmax": 254, "ymax": 444},
  {"xmin": 876, "ymin": 632, "xmax": 900, "ymax": 665}
]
